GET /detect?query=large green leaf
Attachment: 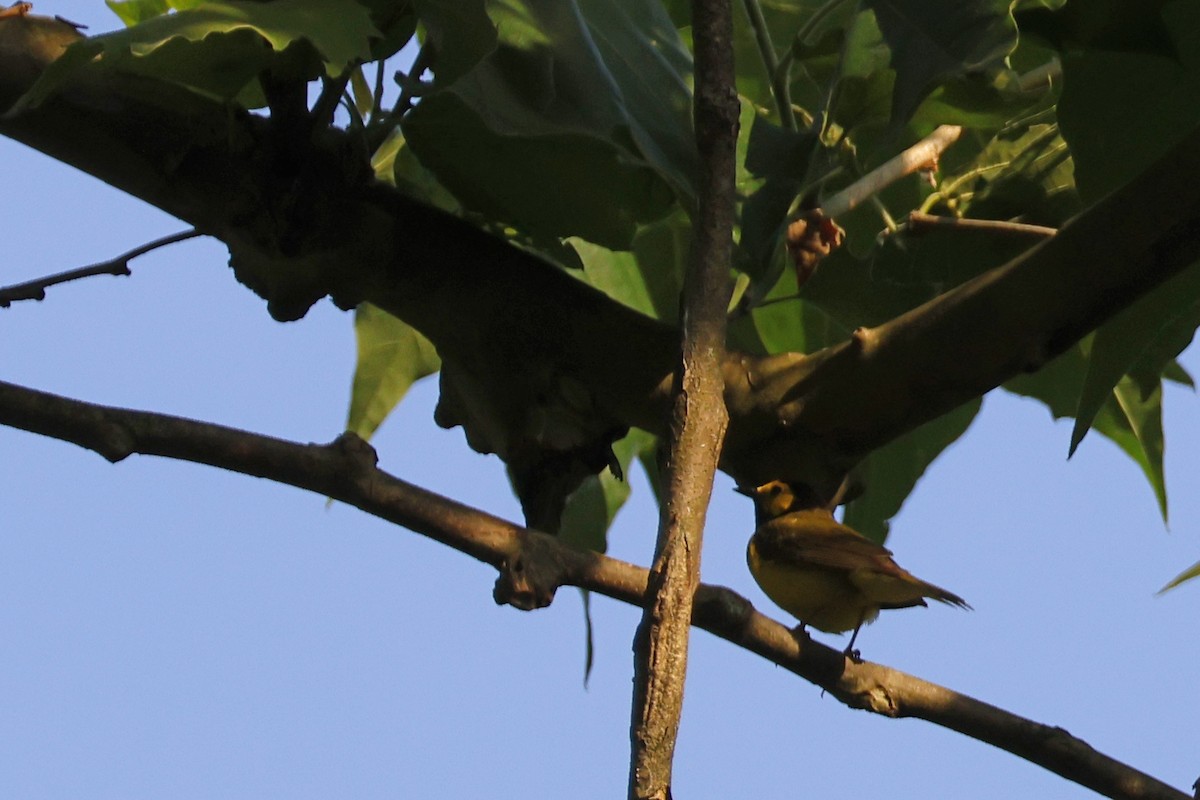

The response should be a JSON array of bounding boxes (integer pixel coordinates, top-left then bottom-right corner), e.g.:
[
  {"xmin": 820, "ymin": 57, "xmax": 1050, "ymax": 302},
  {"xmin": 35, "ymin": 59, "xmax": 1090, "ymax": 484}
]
[
  {"xmin": 863, "ymin": 0, "xmax": 1017, "ymax": 128},
  {"xmin": 567, "ymin": 211, "xmax": 689, "ymax": 324},
  {"xmin": 371, "ymin": 129, "xmax": 462, "ymax": 213},
  {"xmin": 346, "ymin": 304, "xmax": 441, "ymax": 441},
  {"xmin": 404, "ymin": 0, "xmax": 697, "ymax": 248},
  {"xmin": 107, "ymin": 0, "xmax": 202, "ymax": 26},
  {"xmin": 25, "ymin": 0, "xmax": 379, "ymax": 109},
  {"xmin": 559, "ymin": 428, "xmax": 657, "ymax": 555},
  {"xmin": 1056, "ymin": 2, "xmax": 1200, "ymax": 202},
  {"xmin": 843, "ymin": 398, "xmax": 981, "ymax": 543},
  {"xmin": 1004, "ymin": 343, "xmax": 1169, "ymax": 519},
  {"xmin": 1097, "ymin": 378, "xmax": 1167, "ymax": 520},
  {"xmin": 411, "ymin": 0, "xmax": 497, "ymax": 86},
  {"xmin": 342, "ymin": 128, "xmax": 451, "ymax": 441},
  {"xmin": 1070, "ymin": 263, "xmax": 1200, "ymax": 459}
]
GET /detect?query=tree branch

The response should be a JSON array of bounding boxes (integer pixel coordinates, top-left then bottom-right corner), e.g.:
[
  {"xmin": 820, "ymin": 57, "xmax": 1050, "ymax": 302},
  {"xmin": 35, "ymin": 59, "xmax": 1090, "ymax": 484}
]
[
  {"xmin": 4, "ymin": 14, "xmax": 1200, "ymax": 513},
  {"xmin": 0, "ymin": 377, "xmax": 1187, "ymax": 800},
  {"xmin": 740, "ymin": 0, "xmax": 795, "ymax": 130},
  {"xmin": 904, "ymin": 211, "xmax": 1057, "ymax": 239},
  {"xmin": 821, "ymin": 125, "xmax": 963, "ymax": 218},
  {"xmin": 628, "ymin": 0, "xmax": 737, "ymax": 796},
  {"xmin": 0, "ymin": 229, "xmax": 200, "ymax": 307}
]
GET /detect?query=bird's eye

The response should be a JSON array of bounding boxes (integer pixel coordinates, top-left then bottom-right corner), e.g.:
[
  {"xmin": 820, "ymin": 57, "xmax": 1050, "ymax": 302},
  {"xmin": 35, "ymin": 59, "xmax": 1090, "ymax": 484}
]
[{"xmin": 768, "ymin": 484, "xmax": 782, "ymax": 496}]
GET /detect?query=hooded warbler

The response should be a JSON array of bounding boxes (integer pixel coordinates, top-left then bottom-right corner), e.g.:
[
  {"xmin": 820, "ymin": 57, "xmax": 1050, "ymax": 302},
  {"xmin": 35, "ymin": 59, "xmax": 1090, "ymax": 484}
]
[{"xmin": 740, "ymin": 481, "xmax": 969, "ymax": 655}]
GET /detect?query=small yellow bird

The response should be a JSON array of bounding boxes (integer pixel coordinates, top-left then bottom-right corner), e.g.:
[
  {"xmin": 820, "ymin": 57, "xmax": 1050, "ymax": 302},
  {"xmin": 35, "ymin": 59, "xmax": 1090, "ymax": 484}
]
[{"xmin": 740, "ymin": 481, "xmax": 969, "ymax": 655}]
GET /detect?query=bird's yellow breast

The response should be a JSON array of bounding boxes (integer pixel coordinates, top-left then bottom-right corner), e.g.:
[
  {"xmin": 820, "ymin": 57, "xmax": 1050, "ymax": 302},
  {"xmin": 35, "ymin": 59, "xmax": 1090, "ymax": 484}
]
[{"xmin": 746, "ymin": 538, "xmax": 879, "ymax": 634}]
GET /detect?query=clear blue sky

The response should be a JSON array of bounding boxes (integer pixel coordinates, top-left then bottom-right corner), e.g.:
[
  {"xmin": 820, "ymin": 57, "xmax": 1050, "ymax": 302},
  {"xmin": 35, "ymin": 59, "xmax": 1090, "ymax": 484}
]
[{"xmin": 3, "ymin": 4, "xmax": 1199, "ymax": 798}]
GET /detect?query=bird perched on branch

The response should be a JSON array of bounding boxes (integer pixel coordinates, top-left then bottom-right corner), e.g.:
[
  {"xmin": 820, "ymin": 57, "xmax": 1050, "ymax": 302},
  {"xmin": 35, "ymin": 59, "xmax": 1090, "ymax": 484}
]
[{"xmin": 739, "ymin": 480, "xmax": 969, "ymax": 657}]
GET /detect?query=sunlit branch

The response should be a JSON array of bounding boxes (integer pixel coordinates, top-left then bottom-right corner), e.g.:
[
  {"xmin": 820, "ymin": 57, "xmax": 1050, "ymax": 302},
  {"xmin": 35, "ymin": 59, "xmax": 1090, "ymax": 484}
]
[
  {"xmin": 821, "ymin": 125, "xmax": 963, "ymax": 218},
  {"xmin": 0, "ymin": 378, "xmax": 1187, "ymax": 800},
  {"xmin": 629, "ymin": 0, "xmax": 738, "ymax": 795}
]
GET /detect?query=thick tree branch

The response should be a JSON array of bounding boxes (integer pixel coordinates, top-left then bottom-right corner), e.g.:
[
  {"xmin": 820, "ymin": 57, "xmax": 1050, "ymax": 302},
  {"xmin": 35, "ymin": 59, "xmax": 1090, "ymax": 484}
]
[
  {"xmin": 628, "ymin": 0, "xmax": 737, "ymax": 797},
  {"xmin": 0, "ymin": 378, "xmax": 1187, "ymax": 800},
  {"xmin": 4, "ymin": 14, "xmax": 1200, "ymax": 507}
]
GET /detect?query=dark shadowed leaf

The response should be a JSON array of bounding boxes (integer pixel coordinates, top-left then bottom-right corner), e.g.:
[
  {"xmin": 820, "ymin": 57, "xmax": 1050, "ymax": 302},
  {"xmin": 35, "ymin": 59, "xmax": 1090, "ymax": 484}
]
[
  {"xmin": 1070, "ymin": 263, "xmax": 1200, "ymax": 462},
  {"xmin": 843, "ymin": 399, "xmax": 981, "ymax": 543},
  {"xmin": 863, "ymin": 0, "xmax": 1016, "ymax": 127},
  {"xmin": 404, "ymin": 0, "xmax": 697, "ymax": 248},
  {"xmin": 1056, "ymin": 4, "xmax": 1200, "ymax": 202}
]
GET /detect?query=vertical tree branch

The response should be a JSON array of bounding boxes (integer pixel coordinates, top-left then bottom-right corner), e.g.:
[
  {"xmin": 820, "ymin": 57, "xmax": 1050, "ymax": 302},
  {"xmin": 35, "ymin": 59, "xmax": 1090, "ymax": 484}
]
[
  {"xmin": 627, "ymin": 1, "xmax": 738, "ymax": 798},
  {"xmin": 740, "ymin": 0, "xmax": 795, "ymax": 130}
]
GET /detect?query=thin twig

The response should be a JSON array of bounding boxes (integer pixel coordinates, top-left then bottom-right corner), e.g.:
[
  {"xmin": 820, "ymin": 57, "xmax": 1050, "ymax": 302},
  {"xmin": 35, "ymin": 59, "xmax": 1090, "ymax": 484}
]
[
  {"xmin": 311, "ymin": 70, "xmax": 353, "ymax": 130},
  {"xmin": 371, "ymin": 58, "xmax": 387, "ymax": 122},
  {"xmin": 367, "ymin": 43, "xmax": 435, "ymax": 152},
  {"xmin": 821, "ymin": 125, "xmax": 962, "ymax": 218},
  {"xmin": 0, "ymin": 377, "xmax": 1188, "ymax": 800},
  {"xmin": 740, "ymin": 0, "xmax": 795, "ymax": 130},
  {"xmin": 906, "ymin": 211, "xmax": 1057, "ymax": 239},
  {"xmin": 0, "ymin": 229, "xmax": 201, "ymax": 308}
]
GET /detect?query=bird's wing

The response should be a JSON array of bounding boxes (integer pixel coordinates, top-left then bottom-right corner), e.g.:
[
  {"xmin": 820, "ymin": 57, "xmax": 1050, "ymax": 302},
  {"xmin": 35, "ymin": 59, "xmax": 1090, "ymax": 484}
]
[{"xmin": 755, "ymin": 513, "xmax": 905, "ymax": 575}]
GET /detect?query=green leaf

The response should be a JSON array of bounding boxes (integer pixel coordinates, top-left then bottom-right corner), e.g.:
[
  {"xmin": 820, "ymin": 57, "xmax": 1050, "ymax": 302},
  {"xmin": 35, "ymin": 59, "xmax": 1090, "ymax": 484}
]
[
  {"xmin": 1004, "ymin": 344, "xmax": 1169, "ymax": 520},
  {"xmin": 371, "ymin": 130, "xmax": 463, "ymax": 213},
  {"xmin": 346, "ymin": 304, "xmax": 441, "ymax": 441},
  {"xmin": 1097, "ymin": 378, "xmax": 1167, "ymax": 521},
  {"xmin": 862, "ymin": 0, "xmax": 1017, "ymax": 127},
  {"xmin": 404, "ymin": 0, "xmax": 697, "ymax": 248},
  {"xmin": 1016, "ymin": 0, "xmax": 1175, "ymax": 55},
  {"xmin": 1056, "ymin": 3, "xmax": 1200, "ymax": 202},
  {"xmin": 567, "ymin": 212, "xmax": 689, "ymax": 324},
  {"xmin": 1158, "ymin": 559, "xmax": 1200, "ymax": 594},
  {"xmin": 349, "ymin": 64, "xmax": 374, "ymax": 119},
  {"xmin": 411, "ymin": 0, "xmax": 497, "ymax": 86},
  {"xmin": 843, "ymin": 398, "xmax": 981, "ymax": 543},
  {"xmin": 559, "ymin": 428, "xmax": 657, "ymax": 554},
  {"xmin": 26, "ymin": 0, "xmax": 379, "ymax": 109},
  {"xmin": 107, "ymin": 0, "xmax": 179, "ymax": 26},
  {"xmin": 1070, "ymin": 263, "xmax": 1200, "ymax": 457}
]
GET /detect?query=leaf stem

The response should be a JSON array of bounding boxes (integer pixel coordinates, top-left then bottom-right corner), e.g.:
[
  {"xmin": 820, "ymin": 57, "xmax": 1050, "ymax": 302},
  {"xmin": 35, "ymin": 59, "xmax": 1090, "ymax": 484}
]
[
  {"xmin": 740, "ymin": 0, "xmax": 795, "ymax": 130},
  {"xmin": 904, "ymin": 211, "xmax": 1057, "ymax": 239}
]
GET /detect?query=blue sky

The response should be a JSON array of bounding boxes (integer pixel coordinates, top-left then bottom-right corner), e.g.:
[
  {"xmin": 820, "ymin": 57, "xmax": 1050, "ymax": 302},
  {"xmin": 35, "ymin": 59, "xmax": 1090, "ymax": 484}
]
[{"xmin": 3, "ymin": 4, "xmax": 1199, "ymax": 798}]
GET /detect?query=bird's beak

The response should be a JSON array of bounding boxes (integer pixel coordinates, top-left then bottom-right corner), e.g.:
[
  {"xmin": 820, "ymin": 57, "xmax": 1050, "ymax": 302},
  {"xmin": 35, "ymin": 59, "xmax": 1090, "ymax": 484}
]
[{"xmin": 733, "ymin": 484, "xmax": 755, "ymax": 497}]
